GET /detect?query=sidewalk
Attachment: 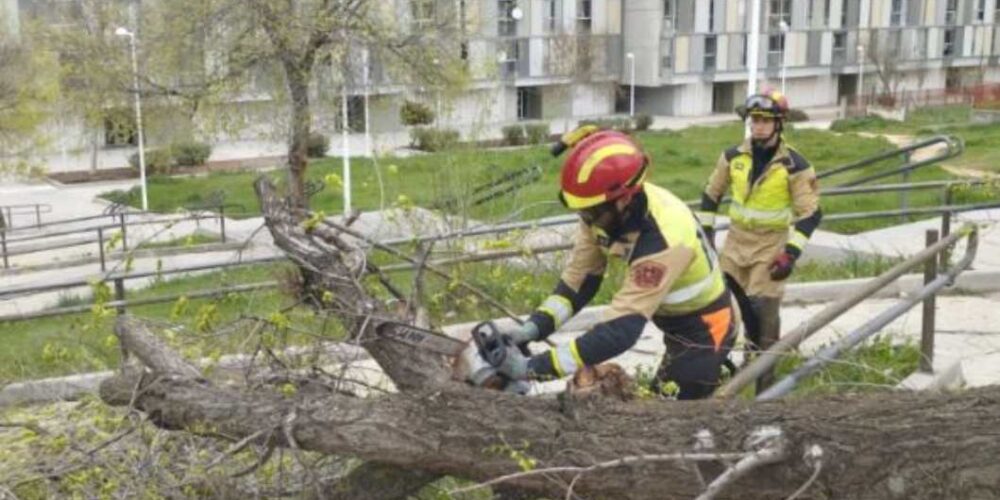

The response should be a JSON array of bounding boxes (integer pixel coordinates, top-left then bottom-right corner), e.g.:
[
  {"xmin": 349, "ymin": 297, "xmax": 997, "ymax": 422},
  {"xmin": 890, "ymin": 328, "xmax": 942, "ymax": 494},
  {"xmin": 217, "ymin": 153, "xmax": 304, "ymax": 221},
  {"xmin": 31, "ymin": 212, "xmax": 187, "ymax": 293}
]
[{"xmin": 23, "ymin": 106, "xmax": 844, "ymax": 174}]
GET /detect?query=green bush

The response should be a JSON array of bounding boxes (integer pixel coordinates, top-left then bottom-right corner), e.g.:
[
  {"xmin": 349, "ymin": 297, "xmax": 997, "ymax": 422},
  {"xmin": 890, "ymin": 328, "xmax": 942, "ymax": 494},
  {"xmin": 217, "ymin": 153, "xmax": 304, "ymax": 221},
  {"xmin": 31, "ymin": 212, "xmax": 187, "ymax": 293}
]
[
  {"xmin": 172, "ymin": 141, "xmax": 212, "ymax": 167},
  {"xmin": 524, "ymin": 123, "xmax": 551, "ymax": 144},
  {"xmin": 307, "ymin": 132, "xmax": 330, "ymax": 158},
  {"xmin": 410, "ymin": 127, "xmax": 460, "ymax": 152},
  {"xmin": 501, "ymin": 124, "xmax": 526, "ymax": 146},
  {"xmin": 128, "ymin": 147, "xmax": 175, "ymax": 175},
  {"xmin": 786, "ymin": 109, "xmax": 810, "ymax": 123},
  {"xmin": 578, "ymin": 117, "xmax": 634, "ymax": 132},
  {"xmin": 400, "ymin": 100, "xmax": 435, "ymax": 126},
  {"xmin": 634, "ymin": 114, "xmax": 653, "ymax": 131}
]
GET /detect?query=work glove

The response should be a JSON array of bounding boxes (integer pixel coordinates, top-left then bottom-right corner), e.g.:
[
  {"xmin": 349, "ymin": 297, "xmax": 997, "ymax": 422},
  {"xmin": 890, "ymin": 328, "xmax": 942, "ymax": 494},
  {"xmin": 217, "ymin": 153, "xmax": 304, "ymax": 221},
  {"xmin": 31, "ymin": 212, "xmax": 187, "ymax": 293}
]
[
  {"xmin": 768, "ymin": 251, "xmax": 797, "ymax": 281},
  {"xmin": 504, "ymin": 320, "xmax": 540, "ymax": 347}
]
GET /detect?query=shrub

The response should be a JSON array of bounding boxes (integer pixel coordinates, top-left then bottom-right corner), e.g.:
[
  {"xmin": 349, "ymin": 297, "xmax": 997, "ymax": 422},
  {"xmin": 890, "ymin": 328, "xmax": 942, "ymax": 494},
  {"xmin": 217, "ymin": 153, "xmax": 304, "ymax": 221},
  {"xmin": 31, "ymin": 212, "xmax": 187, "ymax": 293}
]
[
  {"xmin": 172, "ymin": 141, "xmax": 212, "ymax": 167},
  {"xmin": 307, "ymin": 133, "xmax": 330, "ymax": 158},
  {"xmin": 410, "ymin": 127, "xmax": 460, "ymax": 152},
  {"xmin": 524, "ymin": 123, "xmax": 551, "ymax": 144},
  {"xmin": 400, "ymin": 100, "xmax": 435, "ymax": 126},
  {"xmin": 634, "ymin": 114, "xmax": 653, "ymax": 131},
  {"xmin": 128, "ymin": 147, "xmax": 175, "ymax": 175},
  {"xmin": 578, "ymin": 117, "xmax": 634, "ymax": 132},
  {"xmin": 501, "ymin": 124, "xmax": 526, "ymax": 146},
  {"xmin": 786, "ymin": 109, "xmax": 810, "ymax": 123}
]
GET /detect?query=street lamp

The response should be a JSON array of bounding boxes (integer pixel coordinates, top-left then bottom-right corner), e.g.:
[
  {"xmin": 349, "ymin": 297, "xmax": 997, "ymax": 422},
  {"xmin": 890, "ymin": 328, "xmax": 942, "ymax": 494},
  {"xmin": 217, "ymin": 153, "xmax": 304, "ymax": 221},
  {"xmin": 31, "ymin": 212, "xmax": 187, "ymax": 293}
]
[
  {"xmin": 626, "ymin": 52, "xmax": 635, "ymax": 117},
  {"xmin": 779, "ymin": 21, "xmax": 789, "ymax": 95},
  {"xmin": 115, "ymin": 27, "xmax": 148, "ymax": 212},
  {"xmin": 857, "ymin": 44, "xmax": 865, "ymax": 110},
  {"xmin": 745, "ymin": 0, "xmax": 763, "ymax": 138}
]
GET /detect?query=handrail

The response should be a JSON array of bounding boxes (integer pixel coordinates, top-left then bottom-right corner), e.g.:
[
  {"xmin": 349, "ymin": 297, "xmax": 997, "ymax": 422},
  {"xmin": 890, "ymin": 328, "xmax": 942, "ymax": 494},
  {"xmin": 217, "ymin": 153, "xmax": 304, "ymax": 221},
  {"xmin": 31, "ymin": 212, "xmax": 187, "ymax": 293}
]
[
  {"xmin": 755, "ymin": 226, "xmax": 978, "ymax": 400},
  {"xmin": 0, "ymin": 203, "xmax": 53, "ymax": 229},
  {"xmin": 714, "ymin": 223, "xmax": 978, "ymax": 399},
  {"xmin": 0, "ymin": 256, "xmax": 285, "ymax": 299},
  {"xmin": 0, "ymin": 281, "xmax": 279, "ymax": 324},
  {"xmin": 815, "ymin": 135, "xmax": 963, "ymax": 184}
]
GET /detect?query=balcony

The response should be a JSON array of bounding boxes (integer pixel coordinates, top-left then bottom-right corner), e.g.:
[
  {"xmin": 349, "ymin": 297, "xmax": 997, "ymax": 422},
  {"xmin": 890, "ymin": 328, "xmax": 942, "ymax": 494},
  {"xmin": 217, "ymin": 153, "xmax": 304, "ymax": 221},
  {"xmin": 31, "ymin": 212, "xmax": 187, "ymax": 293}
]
[
  {"xmin": 663, "ymin": 25, "xmax": 984, "ymax": 78},
  {"xmin": 474, "ymin": 34, "xmax": 623, "ymax": 83}
]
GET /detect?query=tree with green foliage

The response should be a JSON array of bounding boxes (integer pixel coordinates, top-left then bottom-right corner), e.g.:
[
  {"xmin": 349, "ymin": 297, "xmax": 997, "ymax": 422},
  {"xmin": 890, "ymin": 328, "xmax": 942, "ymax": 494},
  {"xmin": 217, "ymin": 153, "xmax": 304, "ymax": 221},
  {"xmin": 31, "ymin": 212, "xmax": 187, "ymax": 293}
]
[{"xmin": 0, "ymin": 29, "xmax": 59, "ymax": 174}]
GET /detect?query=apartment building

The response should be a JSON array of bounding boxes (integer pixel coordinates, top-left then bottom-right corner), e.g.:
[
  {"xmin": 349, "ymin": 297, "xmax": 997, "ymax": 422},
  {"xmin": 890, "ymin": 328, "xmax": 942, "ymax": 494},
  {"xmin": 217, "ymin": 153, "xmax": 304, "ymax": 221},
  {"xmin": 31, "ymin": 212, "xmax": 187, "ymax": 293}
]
[
  {"xmin": 3, "ymin": 0, "xmax": 998, "ymax": 155},
  {"xmin": 625, "ymin": 0, "xmax": 1000, "ymax": 116}
]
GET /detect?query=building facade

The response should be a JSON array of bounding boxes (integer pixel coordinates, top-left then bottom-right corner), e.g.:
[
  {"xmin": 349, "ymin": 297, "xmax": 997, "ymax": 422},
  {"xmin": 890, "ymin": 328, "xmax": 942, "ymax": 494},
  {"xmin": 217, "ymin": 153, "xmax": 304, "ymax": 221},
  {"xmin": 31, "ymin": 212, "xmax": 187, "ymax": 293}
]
[
  {"xmin": 3, "ymin": 0, "xmax": 998, "ymax": 156},
  {"xmin": 625, "ymin": 0, "xmax": 1000, "ymax": 116}
]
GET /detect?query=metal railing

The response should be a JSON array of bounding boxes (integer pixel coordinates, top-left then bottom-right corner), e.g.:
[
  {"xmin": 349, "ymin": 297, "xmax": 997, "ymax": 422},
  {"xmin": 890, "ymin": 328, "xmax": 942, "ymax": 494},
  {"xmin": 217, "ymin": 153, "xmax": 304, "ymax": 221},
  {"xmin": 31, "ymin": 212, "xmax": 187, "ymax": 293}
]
[
  {"xmin": 817, "ymin": 135, "xmax": 964, "ymax": 187},
  {"xmin": 0, "ymin": 203, "xmax": 53, "ymax": 230},
  {"xmin": 716, "ymin": 223, "xmax": 979, "ymax": 400},
  {"xmin": 0, "ymin": 206, "xmax": 241, "ymax": 270}
]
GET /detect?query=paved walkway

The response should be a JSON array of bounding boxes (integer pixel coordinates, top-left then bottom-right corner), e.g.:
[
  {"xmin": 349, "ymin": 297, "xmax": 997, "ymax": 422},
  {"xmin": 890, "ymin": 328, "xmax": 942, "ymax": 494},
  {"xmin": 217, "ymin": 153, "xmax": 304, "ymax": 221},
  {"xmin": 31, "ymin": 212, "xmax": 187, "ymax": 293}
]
[{"xmin": 23, "ymin": 106, "xmax": 844, "ymax": 174}]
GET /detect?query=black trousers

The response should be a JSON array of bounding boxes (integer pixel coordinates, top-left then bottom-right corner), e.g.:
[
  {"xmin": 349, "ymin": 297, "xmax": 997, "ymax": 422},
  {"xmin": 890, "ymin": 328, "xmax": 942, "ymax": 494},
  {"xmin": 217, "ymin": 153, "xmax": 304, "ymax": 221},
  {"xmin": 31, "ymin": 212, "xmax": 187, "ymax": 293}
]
[{"xmin": 651, "ymin": 293, "xmax": 736, "ymax": 400}]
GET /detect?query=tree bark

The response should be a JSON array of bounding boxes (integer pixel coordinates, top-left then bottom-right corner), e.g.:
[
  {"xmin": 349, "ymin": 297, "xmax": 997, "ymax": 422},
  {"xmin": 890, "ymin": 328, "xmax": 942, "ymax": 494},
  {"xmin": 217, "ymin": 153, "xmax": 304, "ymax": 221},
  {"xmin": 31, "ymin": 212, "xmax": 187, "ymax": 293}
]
[
  {"xmin": 100, "ymin": 343, "xmax": 1000, "ymax": 500},
  {"xmin": 97, "ymin": 178, "xmax": 1000, "ymax": 499},
  {"xmin": 286, "ymin": 66, "xmax": 312, "ymax": 210}
]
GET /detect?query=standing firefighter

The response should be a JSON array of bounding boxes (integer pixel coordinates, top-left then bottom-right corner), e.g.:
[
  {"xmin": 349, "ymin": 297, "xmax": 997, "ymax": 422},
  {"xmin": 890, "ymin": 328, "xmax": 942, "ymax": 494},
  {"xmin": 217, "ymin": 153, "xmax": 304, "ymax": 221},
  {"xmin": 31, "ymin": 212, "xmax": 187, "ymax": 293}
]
[
  {"xmin": 698, "ymin": 89, "xmax": 823, "ymax": 391},
  {"xmin": 464, "ymin": 126, "xmax": 737, "ymax": 400}
]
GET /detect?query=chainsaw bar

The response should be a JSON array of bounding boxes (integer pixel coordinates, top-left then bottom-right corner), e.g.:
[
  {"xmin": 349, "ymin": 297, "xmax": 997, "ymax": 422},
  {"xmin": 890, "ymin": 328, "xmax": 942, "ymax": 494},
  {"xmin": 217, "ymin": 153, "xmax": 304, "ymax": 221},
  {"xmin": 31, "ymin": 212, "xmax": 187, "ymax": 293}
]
[{"xmin": 374, "ymin": 321, "xmax": 467, "ymax": 357}]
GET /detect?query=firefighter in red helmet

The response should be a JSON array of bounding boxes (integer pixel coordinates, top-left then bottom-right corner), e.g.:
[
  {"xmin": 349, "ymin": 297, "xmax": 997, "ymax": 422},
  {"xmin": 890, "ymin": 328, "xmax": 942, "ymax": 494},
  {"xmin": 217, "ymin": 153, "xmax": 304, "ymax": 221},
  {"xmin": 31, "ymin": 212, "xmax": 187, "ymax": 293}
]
[{"xmin": 467, "ymin": 126, "xmax": 737, "ymax": 400}]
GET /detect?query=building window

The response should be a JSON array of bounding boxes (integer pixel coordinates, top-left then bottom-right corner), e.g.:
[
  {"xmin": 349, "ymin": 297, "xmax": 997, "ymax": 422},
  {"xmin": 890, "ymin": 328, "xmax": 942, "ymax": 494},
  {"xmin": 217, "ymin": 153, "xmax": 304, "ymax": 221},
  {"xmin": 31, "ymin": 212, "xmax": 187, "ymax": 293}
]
[
  {"xmin": 498, "ymin": 0, "xmax": 517, "ymax": 36},
  {"xmin": 943, "ymin": 28, "xmax": 956, "ymax": 56},
  {"xmin": 769, "ymin": 0, "xmax": 791, "ymax": 30},
  {"xmin": 841, "ymin": 0, "xmax": 849, "ymax": 27},
  {"xmin": 663, "ymin": 0, "xmax": 675, "ymax": 32},
  {"xmin": 704, "ymin": 35, "xmax": 717, "ymax": 70},
  {"xmin": 411, "ymin": 0, "xmax": 435, "ymax": 28},
  {"xmin": 945, "ymin": 0, "xmax": 958, "ymax": 25},
  {"xmin": 824, "ymin": 0, "xmax": 831, "ymax": 25},
  {"xmin": 976, "ymin": 0, "xmax": 986, "ymax": 22},
  {"xmin": 708, "ymin": 0, "xmax": 716, "ymax": 32},
  {"xmin": 577, "ymin": 0, "xmax": 592, "ymax": 33},
  {"xmin": 890, "ymin": 0, "xmax": 904, "ymax": 26},
  {"xmin": 741, "ymin": 34, "xmax": 748, "ymax": 67},
  {"xmin": 832, "ymin": 30, "xmax": 847, "ymax": 63},
  {"xmin": 768, "ymin": 33, "xmax": 784, "ymax": 66},
  {"xmin": 661, "ymin": 38, "xmax": 673, "ymax": 70},
  {"xmin": 543, "ymin": 0, "xmax": 561, "ymax": 32}
]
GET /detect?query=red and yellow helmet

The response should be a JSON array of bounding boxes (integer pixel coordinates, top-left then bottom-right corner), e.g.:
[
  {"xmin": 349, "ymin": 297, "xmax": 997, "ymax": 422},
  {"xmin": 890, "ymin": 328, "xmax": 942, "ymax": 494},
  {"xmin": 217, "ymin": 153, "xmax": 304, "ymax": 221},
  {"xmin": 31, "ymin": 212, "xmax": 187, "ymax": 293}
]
[
  {"xmin": 738, "ymin": 88, "xmax": 790, "ymax": 120},
  {"xmin": 559, "ymin": 129, "xmax": 648, "ymax": 210}
]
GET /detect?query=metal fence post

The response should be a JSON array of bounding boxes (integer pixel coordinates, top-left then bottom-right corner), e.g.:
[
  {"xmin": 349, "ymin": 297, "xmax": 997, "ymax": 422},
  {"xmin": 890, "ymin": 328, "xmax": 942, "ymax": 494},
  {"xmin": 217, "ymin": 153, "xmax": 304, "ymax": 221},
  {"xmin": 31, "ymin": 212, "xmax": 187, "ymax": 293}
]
[
  {"xmin": 119, "ymin": 213, "xmax": 128, "ymax": 252},
  {"xmin": 35, "ymin": 204, "xmax": 42, "ymax": 228},
  {"xmin": 114, "ymin": 278, "xmax": 126, "ymax": 316},
  {"xmin": 219, "ymin": 205, "xmax": 227, "ymax": 243},
  {"xmin": 940, "ymin": 187, "xmax": 952, "ymax": 271},
  {"xmin": 1, "ymin": 230, "xmax": 7, "ymax": 269},
  {"xmin": 920, "ymin": 229, "xmax": 939, "ymax": 373},
  {"xmin": 98, "ymin": 227, "xmax": 106, "ymax": 272}
]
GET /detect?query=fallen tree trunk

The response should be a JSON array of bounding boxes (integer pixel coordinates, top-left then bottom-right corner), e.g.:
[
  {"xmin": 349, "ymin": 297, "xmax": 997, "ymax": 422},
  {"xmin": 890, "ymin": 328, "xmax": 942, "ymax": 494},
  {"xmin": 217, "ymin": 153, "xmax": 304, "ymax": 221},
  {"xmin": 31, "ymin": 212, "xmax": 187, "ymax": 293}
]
[
  {"xmin": 99, "ymin": 318, "xmax": 1000, "ymax": 499},
  {"xmin": 97, "ymin": 178, "xmax": 1000, "ymax": 499}
]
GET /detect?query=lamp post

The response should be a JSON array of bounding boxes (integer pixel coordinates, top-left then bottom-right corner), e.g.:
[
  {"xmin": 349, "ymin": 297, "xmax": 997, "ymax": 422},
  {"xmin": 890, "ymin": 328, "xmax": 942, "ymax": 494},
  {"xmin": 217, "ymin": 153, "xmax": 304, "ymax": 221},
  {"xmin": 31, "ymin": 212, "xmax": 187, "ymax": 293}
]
[
  {"xmin": 746, "ymin": 0, "xmax": 762, "ymax": 138},
  {"xmin": 626, "ymin": 52, "xmax": 635, "ymax": 117},
  {"xmin": 779, "ymin": 21, "xmax": 789, "ymax": 95},
  {"xmin": 115, "ymin": 27, "xmax": 147, "ymax": 212},
  {"xmin": 857, "ymin": 44, "xmax": 865, "ymax": 110}
]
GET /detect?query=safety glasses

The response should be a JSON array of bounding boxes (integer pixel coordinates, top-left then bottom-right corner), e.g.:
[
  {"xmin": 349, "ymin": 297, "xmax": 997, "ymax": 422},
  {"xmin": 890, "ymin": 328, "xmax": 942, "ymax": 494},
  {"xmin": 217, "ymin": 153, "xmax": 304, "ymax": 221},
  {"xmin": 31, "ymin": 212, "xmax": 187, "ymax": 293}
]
[{"xmin": 745, "ymin": 95, "xmax": 777, "ymax": 112}]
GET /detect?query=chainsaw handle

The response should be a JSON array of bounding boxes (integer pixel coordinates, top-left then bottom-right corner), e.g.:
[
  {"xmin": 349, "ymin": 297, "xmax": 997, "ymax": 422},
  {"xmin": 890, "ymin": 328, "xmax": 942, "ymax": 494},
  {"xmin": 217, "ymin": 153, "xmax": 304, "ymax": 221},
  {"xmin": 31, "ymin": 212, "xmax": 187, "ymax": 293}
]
[{"xmin": 472, "ymin": 321, "xmax": 506, "ymax": 367}]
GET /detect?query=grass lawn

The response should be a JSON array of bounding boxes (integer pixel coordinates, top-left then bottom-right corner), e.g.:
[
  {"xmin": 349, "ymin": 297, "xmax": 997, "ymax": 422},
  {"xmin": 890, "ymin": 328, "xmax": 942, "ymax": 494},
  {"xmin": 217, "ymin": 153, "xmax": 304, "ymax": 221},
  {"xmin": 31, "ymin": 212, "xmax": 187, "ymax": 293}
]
[
  {"xmin": 99, "ymin": 123, "xmax": 985, "ymax": 233},
  {"xmin": 1, "ymin": 242, "xmax": 917, "ymax": 383},
  {"xmin": 0, "ymin": 263, "xmax": 346, "ymax": 383},
  {"xmin": 830, "ymin": 105, "xmax": 1000, "ymax": 174},
  {"xmin": 830, "ymin": 105, "xmax": 975, "ymax": 134},
  {"xmin": 134, "ymin": 233, "xmax": 220, "ymax": 250}
]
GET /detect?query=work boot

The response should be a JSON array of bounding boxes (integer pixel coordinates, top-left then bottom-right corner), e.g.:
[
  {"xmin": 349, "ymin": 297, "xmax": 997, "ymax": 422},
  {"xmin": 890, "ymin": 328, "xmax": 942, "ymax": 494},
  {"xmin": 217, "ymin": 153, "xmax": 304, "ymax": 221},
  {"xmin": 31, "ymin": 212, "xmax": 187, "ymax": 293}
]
[{"xmin": 754, "ymin": 296, "xmax": 782, "ymax": 394}]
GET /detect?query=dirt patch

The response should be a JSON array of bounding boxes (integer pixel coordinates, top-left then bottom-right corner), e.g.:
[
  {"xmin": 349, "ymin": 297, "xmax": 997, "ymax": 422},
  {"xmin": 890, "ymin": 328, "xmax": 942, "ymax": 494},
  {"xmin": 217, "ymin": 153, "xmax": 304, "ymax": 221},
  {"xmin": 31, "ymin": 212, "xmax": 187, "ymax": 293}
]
[{"xmin": 47, "ymin": 155, "xmax": 285, "ymax": 184}]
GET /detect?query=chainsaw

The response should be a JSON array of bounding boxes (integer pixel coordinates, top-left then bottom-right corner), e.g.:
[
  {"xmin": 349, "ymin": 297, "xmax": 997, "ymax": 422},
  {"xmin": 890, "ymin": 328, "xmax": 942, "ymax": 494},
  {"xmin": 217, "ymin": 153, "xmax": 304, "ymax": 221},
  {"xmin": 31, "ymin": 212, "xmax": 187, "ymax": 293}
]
[{"xmin": 374, "ymin": 320, "xmax": 530, "ymax": 393}]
